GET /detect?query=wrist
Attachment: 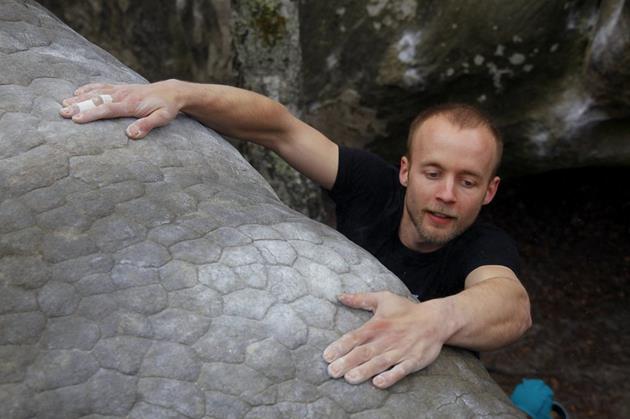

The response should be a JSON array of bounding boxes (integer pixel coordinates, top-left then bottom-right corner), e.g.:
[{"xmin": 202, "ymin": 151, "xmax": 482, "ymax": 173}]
[
  {"xmin": 423, "ymin": 297, "xmax": 464, "ymax": 345},
  {"xmin": 174, "ymin": 80, "xmax": 222, "ymax": 118},
  {"xmin": 159, "ymin": 79, "xmax": 191, "ymax": 113}
]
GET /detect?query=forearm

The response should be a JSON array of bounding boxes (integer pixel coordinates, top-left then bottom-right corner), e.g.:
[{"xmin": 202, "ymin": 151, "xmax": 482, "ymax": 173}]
[
  {"xmin": 173, "ymin": 79, "xmax": 338, "ymax": 189},
  {"xmin": 435, "ymin": 277, "xmax": 532, "ymax": 351},
  {"xmin": 172, "ymin": 80, "xmax": 295, "ymax": 151}
]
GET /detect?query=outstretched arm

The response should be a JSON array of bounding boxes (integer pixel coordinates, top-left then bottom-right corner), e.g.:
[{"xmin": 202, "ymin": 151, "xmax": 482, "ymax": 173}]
[
  {"xmin": 60, "ymin": 79, "xmax": 339, "ymax": 189},
  {"xmin": 324, "ymin": 265, "xmax": 531, "ymax": 388}
]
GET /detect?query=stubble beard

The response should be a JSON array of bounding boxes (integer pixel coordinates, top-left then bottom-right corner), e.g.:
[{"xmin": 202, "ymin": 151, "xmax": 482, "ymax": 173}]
[
  {"xmin": 415, "ymin": 214, "xmax": 462, "ymax": 247},
  {"xmin": 408, "ymin": 205, "xmax": 473, "ymax": 249}
]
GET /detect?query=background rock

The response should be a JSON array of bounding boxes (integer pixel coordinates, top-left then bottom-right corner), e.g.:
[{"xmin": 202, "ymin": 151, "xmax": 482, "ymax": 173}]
[
  {"xmin": 300, "ymin": 0, "xmax": 630, "ymax": 174},
  {"xmin": 41, "ymin": 0, "xmax": 630, "ymax": 181},
  {"xmin": 231, "ymin": 0, "xmax": 329, "ymax": 222}
]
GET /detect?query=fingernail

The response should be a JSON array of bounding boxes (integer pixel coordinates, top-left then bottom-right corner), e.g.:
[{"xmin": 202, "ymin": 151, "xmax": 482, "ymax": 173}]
[
  {"xmin": 323, "ymin": 349, "xmax": 336, "ymax": 362},
  {"xmin": 72, "ymin": 113, "xmax": 82, "ymax": 121},
  {"xmin": 328, "ymin": 364, "xmax": 340, "ymax": 378},
  {"xmin": 126, "ymin": 127, "xmax": 139, "ymax": 138},
  {"xmin": 346, "ymin": 371, "xmax": 358, "ymax": 382},
  {"xmin": 60, "ymin": 107, "xmax": 70, "ymax": 114},
  {"xmin": 373, "ymin": 376, "xmax": 385, "ymax": 387}
]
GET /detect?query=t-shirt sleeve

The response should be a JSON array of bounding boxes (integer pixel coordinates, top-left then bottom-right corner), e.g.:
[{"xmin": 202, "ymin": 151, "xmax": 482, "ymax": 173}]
[
  {"xmin": 327, "ymin": 146, "xmax": 402, "ymax": 245},
  {"xmin": 329, "ymin": 145, "xmax": 398, "ymax": 207}
]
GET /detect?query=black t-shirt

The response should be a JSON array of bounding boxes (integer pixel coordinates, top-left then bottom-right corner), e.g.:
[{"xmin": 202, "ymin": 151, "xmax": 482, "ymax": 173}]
[{"xmin": 329, "ymin": 146, "xmax": 521, "ymax": 301}]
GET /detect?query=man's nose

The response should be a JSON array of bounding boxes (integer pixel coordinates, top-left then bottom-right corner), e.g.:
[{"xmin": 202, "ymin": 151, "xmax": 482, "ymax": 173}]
[{"xmin": 435, "ymin": 177, "xmax": 457, "ymax": 203}]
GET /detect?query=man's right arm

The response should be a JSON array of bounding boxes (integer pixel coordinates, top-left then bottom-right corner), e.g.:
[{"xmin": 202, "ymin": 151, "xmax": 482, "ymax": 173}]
[{"xmin": 60, "ymin": 79, "xmax": 339, "ymax": 190}]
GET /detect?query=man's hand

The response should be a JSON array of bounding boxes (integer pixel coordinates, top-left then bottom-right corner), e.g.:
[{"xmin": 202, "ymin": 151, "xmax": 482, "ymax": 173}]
[
  {"xmin": 60, "ymin": 80, "xmax": 181, "ymax": 139},
  {"xmin": 59, "ymin": 80, "xmax": 340, "ymax": 189},
  {"xmin": 323, "ymin": 291, "xmax": 452, "ymax": 389}
]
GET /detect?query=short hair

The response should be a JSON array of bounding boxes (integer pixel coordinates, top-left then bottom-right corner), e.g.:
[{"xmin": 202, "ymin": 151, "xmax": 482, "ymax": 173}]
[{"xmin": 406, "ymin": 103, "xmax": 503, "ymax": 177}]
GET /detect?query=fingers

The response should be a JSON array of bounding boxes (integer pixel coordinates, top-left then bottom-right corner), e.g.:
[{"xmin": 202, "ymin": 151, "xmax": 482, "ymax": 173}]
[
  {"xmin": 372, "ymin": 359, "xmax": 418, "ymax": 389},
  {"xmin": 67, "ymin": 102, "xmax": 130, "ymax": 124},
  {"xmin": 62, "ymin": 85, "xmax": 114, "ymax": 107},
  {"xmin": 74, "ymin": 82, "xmax": 111, "ymax": 96},
  {"xmin": 329, "ymin": 345, "xmax": 420, "ymax": 388},
  {"xmin": 327, "ymin": 344, "xmax": 377, "ymax": 379},
  {"xmin": 337, "ymin": 292, "xmax": 382, "ymax": 312},
  {"xmin": 60, "ymin": 94, "xmax": 117, "ymax": 118},
  {"xmin": 323, "ymin": 322, "xmax": 377, "ymax": 363},
  {"xmin": 59, "ymin": 83, "xmax": 176, "ymax": 140},
  {"xmin": 61, "ymin": 91, "xmax": 118, "ymax": 109},
  {"xmin": 328, "ymin": 343, "xmax": 396, "ymax": 382},
  {"xmin": 335, "ymin": 352, "xmax": 421, "ymax": 388},
  {"xmin": 345, "ymin": 350, "xmax": 401, "ymax": 385},
  {"xmin": 126, "ymin": 109, "xmax": 173, "ymax": 139}
]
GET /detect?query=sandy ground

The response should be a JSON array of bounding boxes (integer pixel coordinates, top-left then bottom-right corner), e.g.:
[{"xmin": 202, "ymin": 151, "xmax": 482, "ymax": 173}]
[{"xmin": 479, "ymin": 167, "xmax": 630, "ymax": 418}]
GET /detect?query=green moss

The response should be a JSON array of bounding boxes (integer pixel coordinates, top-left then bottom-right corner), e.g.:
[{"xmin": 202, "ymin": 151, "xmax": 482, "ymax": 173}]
[{"xmin": 250, "ymin": 0, "xmax": 287, "ymax": 47}]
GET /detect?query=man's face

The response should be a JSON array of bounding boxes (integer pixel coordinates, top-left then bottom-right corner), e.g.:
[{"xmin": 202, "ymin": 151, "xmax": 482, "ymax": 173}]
[{"xmin": 398, "ymin": 115, "xmax": 500, "ymax": 252}]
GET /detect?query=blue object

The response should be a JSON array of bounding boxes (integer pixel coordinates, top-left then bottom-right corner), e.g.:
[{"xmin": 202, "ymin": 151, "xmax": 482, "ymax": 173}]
[{"xmin": 510, "ymin": 378, "xmax": 553, "ymax": 419}]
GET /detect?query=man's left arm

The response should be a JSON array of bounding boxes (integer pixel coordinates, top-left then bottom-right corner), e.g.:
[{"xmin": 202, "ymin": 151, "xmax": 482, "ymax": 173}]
[
  {"xmin": 323, "ymin": 265, "xmax": 531, "ymax": 388},
  {"xmin": 443, "ymin": 265, "xmax": 532, "ymax": 350}
]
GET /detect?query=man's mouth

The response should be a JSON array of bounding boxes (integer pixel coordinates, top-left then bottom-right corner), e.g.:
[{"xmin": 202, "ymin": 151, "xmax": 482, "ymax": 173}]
[
  {"xmin": 426, "ymin": 210, "xmax": 456, "ymax": 220},
  {"xmin": 425, "ymin": 209, "xmax": 457, "ymax": 226}
]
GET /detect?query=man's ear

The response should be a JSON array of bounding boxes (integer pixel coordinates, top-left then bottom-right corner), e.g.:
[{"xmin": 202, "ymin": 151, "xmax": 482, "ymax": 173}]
[
  {"xmin": 482, "ymin": 176, "xmax": 500, "ymax": 205},
  {"xmin": 399, "ymin": 156, "xmax": 409, "ymax": 187}
]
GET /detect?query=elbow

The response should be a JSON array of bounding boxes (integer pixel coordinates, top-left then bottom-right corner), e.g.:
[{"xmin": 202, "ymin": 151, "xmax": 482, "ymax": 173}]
[{"xmin": 265, "ymin": 105, "xmax": 300, "ymax": 152}]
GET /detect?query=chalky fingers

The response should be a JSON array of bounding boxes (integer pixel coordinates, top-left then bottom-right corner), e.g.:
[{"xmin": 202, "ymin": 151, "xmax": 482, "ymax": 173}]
[
  {"xmin": 323, "ymin": 326, "xmax": 373, "ymax": 364},
  {"xmin": 76, "ymin": 94, "xmax": 113, "ymax": 112},
  {"xmin": 372, "ymin": 359, "xmax": 419, "ymax": 389},
  {"xmin": 343, "ymin": 350, "xmax": 400, "ymax": 385},
  {"xmin": 60, "ymin": 93, "xmax": 114, "ymax": 118},
  {"xmin": 71, "ymin": 101, "xmax": 131, "ymax": 123},
  {"xmin": 61, "ymin": 87, "xmax": 115, "ymax": 108},
  {"xmin": 327, "ymin": 343, "xmax": 376, "ymax": 379}
]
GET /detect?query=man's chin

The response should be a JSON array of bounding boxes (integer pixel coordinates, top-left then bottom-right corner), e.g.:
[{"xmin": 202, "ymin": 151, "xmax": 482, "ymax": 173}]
[{"xmin": 418, "ymin": 224, "xmax": 461, "ymax": 247}]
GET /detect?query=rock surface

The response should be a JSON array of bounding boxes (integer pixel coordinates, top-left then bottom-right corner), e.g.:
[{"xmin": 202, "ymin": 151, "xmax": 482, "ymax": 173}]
[{"xmin": 0, "ymin": 1, "xmax": 522, "ymax": 418}]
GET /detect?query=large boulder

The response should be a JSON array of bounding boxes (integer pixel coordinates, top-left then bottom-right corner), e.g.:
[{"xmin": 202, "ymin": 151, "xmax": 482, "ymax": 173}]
[{"xmin": 0, "ymin": 1, "xmax": 522, "ymax": 418}]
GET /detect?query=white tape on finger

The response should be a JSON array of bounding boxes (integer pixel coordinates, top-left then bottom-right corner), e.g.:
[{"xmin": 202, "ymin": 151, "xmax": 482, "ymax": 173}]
[
  {"xmin": 76, "ymin": 99, "xmax": 96, "ymax": 113},
  {"xmin": 75, "ymin": 94, "xmax": 112, "ymax": 113}
]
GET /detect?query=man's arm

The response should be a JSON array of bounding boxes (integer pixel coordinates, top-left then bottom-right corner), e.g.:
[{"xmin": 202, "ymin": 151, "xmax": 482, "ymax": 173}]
[
  {"xmin": 323, "ymin": 266, "xmax": 531, "ymax": 388},
  {"xmin": 60, "ymin": 79, "xmax": 339, "ymax": 189},
  {"xmin": 442, "ymin": 265, "xmax": 532, "ymax": 350}
]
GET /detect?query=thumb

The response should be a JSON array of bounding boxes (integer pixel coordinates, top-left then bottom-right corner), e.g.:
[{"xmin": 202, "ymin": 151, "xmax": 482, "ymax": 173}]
[
  {"xmin": 126, "ymin": 109, "xmax": 173, "ymax": 140},
  {"xmin": 337, "ymin": 292, "xmax": 381, "ymax": 312}
]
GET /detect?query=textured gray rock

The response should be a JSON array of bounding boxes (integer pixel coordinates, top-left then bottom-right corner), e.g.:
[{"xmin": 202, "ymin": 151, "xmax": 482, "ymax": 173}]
[{"xmin": 0, "ymin": 1, "xmax": 523, "ymax": 418}]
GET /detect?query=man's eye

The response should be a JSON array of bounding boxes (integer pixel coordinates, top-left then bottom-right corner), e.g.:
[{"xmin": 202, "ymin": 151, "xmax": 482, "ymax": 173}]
[
  {"xmin": 425, "ymin": 172, "xmax": 439, "ymax": 179},
  {"xmin": 462, "ymin": 180, "xmax": 476, "ymax": 188}
]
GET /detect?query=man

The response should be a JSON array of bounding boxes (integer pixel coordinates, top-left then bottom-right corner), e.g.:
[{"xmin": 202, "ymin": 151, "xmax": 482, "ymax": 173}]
[{"xmin": 60, "ymin": 80, "xmax": 531, "ymax": 389}]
